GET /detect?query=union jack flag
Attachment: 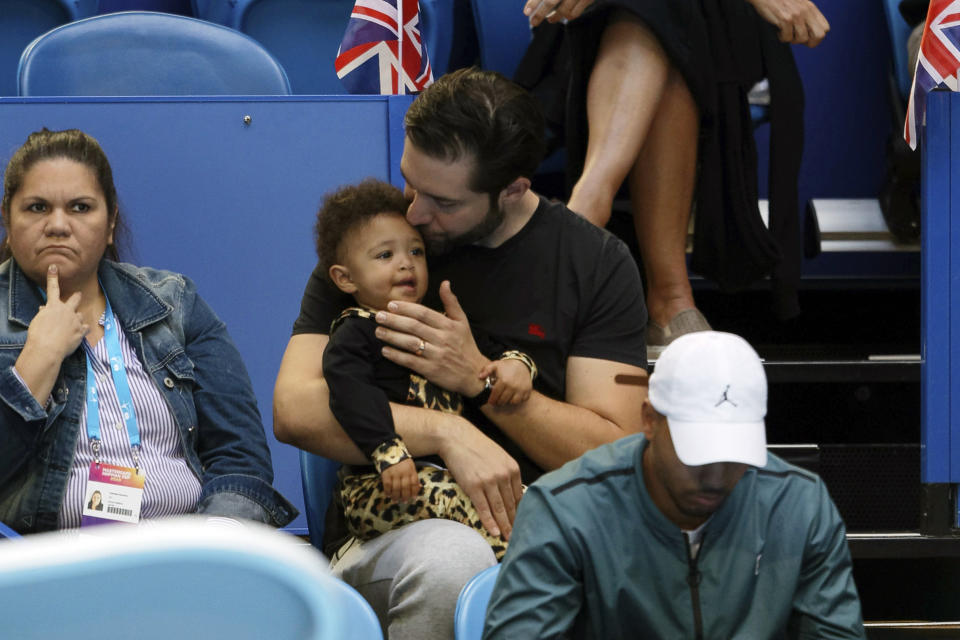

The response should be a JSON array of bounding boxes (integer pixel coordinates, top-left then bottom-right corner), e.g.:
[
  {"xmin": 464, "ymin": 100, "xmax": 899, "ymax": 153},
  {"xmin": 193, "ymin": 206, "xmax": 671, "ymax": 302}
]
[
  {"xmin": 905, "ymin": 0, "xmax": 960, "ymax": 149},
  {"xmin": 335, "ymin": 0, "xmax": 433, "ymax": 95}
]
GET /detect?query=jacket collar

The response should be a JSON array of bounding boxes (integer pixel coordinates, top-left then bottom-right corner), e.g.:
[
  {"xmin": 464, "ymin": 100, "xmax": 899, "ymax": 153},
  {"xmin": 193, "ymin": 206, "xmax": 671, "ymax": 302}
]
[
  {"xmin": 7, "ymin": 259, "xmax": 172, "ymax": 332},
  {"xmin": 6, "ymin": 260, "xmax": 44, "ymax": 329}
]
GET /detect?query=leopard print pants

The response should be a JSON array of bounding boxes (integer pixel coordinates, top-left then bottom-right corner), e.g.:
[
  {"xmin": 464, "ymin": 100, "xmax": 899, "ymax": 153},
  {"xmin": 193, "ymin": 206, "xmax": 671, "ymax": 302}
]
[{"xmin": 340, "ymin": 466, "xmax": 511, "ymax": 560}]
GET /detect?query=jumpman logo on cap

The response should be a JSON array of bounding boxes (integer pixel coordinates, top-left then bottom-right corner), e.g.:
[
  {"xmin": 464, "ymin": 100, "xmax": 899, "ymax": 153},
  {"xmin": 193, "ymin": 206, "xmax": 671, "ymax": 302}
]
[{"xmin": 715, "ymin": 385, "xmax": 738, "ymax": 407}]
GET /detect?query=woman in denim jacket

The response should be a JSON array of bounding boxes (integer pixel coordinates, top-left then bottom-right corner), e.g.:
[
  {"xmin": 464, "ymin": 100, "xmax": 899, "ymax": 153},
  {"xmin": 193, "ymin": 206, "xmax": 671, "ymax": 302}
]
[{"xmin": 0, "ymin": 128, "xmax": 296, "ymax": 533}]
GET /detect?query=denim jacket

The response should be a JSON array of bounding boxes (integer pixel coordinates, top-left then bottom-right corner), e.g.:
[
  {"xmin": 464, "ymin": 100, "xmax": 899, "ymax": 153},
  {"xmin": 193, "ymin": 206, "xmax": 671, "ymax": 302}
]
[{"xmin": 0, "ymin": 259, "xmax": 297, "ymax": 533}]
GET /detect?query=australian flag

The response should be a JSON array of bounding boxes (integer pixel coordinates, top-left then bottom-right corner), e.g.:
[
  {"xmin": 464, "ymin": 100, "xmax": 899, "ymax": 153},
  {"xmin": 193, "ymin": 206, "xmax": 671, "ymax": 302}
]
[
  {"xmin": 905, "ymin": 0, "xmax": 960, "ymax": 149},
  {"xmin": 335, "ymin": 0, "xmax": 433, "ymax": 95}
]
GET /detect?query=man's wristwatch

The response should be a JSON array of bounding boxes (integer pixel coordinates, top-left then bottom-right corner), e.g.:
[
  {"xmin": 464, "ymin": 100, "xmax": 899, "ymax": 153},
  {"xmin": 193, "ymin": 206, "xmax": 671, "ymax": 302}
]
[{"xmin": 466, "ymin": 375, "xmax": 494, "ymax": 408}]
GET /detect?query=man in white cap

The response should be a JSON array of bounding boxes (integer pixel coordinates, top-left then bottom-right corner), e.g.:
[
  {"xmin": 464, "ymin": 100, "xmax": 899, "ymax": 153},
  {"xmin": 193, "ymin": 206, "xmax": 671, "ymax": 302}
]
[{"xmin": 483, "ymin": 331, "xmax": 865, "ymax": 639}]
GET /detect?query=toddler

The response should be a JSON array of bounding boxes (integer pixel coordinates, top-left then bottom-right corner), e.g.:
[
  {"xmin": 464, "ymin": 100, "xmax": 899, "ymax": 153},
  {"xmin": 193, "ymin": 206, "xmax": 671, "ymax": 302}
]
[{"xmin": 317, "ymin": 179, "xmax": 536, "ymax": 559}]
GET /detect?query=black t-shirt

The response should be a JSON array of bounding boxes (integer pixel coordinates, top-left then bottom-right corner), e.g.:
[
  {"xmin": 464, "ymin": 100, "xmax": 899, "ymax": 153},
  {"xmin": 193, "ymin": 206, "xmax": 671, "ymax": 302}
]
[{"xmin": 294, "ymin": 196, "xmax": 647, "ymax": 481}]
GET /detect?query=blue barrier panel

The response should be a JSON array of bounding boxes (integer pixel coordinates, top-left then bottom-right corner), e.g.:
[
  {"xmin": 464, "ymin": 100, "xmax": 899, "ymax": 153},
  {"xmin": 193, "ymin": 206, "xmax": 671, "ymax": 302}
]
[
  {"xmin": 922, "ymin": 90, "xmax": 953, "ymax": 484},
  {"xmin": 952, "ymin": 92, "xmax": 960, "ymax": 486},
  {"xmin": 0, "ymin": 95, "xmax": 415, "ymax": 533}
]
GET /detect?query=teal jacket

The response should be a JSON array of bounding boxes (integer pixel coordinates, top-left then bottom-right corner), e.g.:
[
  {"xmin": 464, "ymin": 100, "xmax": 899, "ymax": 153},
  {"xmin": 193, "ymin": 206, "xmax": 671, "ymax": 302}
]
[{"xmin": 484, "ymin": 434, "xmax": 865, "ymax": 639}]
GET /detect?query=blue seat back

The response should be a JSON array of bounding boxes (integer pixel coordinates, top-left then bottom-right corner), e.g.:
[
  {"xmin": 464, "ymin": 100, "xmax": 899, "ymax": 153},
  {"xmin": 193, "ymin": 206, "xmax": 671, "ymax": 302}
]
[
  {"xmin": 470, "ymin": 1, "xmax": 531, "ymax": 76},
  {"xmin": 18, "ymin": 11, "xmax": 291, "ymax": 96},
  {"xmin": 299, "ymin": 449, "xmax": 342, "ymax": 550},
  {"xmin": 0, "ymin": 0, "xmax": 97, "ymax": 96},
  {"xmin": 0, "ymin": 519, "xmax": 383, "ymax": 639},
  {"xmin": 418, "ymin": 0, "xmax": 454, "ymax": 77},
  {"xmin": 98, "ymin": 0, "xmax": 193, "ymax": 14},
  {"xmin": 205, "ymin": 0, "xmax": 353, "ymax": 94},
  {"xmin": 197, "ymin": 0, "xmax": 450, "ymax": 94},
  {"xmin": 325, "ymin": 566, "xmax": 385, "ymax": 639},
  {"xmin": 454, "ymin": 564, "xmax": 501, "ymax": 640},
  {"xmin": 881, "ymin": 0, "xmax": 914, "ymax": 101}
]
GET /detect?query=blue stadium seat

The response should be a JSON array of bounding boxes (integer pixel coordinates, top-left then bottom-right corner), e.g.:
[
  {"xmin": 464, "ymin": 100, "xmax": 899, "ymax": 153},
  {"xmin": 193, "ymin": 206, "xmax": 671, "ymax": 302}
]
[
  {"xmin": 18, "ymin": 11, "xmax": 291, "ymax": 96},
  {"xmin": 470, "ymin": 1, "xmax": 532, "ymax": 77},
  {"xmin": 882, "ymin": 0, "xmax": 915, "ymax": 102},
  {"xmin": 300, "ymin": 449, "xmax": 342, "ymax": 550},
  {"xmin": 418, "ymin": 0, "xmax": 455, "ymax": 77},
  {"xmin": 196, "ymin": 0, "xmax": 451, "ymax": 94},
  {"xmin": 327, "ymin": 567, "xmax": 384, "ymax": 638},
  {"xmin": 98, "ymin": 0, "xmax": 193, "ymax": 14},
  {"xmin": 0, "ymin": 0, "xmax": 97, "ymax": 96},
  {"xmin": 454, "ymin": 564, "xmax": 500, "ymax": 640},
  {"xmin": 0, "ymin": 519, "xmax": 383, "ymax": 639},
  {"xmin": 195, "ymin": 0, "xmax": 352, "ymax": 94}
]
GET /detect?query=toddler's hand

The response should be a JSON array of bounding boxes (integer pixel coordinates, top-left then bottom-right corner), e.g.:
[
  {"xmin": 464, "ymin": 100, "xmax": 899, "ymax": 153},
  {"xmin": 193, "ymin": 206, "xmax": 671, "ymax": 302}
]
[
  {"xmin": 479, "ymin": 359, "xmax": 532, "ymax": 406},
  {"xmin": 381, "ymin": 458, "xmax": 420, "ymax": 503}
]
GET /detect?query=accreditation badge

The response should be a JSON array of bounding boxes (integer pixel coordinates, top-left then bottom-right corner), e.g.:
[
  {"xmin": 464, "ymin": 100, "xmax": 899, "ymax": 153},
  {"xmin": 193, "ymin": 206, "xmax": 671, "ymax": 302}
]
[{"xmin": 81, "ymin": 462, "xmax": 146, "ymax": 527}]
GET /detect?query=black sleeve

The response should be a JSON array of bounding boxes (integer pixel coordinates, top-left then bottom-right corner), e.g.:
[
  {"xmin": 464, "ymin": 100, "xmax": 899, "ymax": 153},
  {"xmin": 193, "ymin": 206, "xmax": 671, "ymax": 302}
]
[
  {"xmin": 571, "ymin": 236, "xmax": 648, "ymax": 369},
  {"xmin": 322, "ymin": 318, "xmax": 399, "ymax": 458},
  {"xmin": 291, "ymin": 262, "xmax": 354, "ymax": 335},
  {"xmin": 473, "ymin": 327, "xmax": 507, "ymax": 361}
]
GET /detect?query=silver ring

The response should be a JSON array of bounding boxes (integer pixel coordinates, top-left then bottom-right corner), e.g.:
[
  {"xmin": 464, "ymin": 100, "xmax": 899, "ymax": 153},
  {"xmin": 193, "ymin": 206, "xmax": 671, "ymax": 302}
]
[{"xmin": 415, "ymin": 339, "xmax": 426, "ymax": 357}]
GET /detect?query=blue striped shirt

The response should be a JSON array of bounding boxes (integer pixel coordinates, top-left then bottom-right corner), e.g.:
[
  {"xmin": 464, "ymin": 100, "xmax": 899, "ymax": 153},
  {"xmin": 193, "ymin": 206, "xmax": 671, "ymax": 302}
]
[{"xmin": 57, "ymin": 318, "xmax": 202, "ymax": 528}]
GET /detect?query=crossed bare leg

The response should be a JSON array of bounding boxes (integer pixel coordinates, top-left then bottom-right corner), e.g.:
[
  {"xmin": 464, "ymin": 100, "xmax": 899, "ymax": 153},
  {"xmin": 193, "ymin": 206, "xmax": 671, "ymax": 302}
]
[{"xmin": 567, "ymin": 11, "xmax": 706, "ymax": 343}]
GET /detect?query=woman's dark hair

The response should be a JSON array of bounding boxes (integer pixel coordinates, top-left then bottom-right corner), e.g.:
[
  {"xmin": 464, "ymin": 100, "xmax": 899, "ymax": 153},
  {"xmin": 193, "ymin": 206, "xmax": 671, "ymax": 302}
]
[
  {"xmin": 1, "ymin": 128, "xmax": 128, "ymax": 262},
  {"xmin": 314, "ymin": 178, "xmax": 410, "ymax": 283},
  {"xmin": 404, "ymin": 67, "xmax": 546, "ymax": 200}
]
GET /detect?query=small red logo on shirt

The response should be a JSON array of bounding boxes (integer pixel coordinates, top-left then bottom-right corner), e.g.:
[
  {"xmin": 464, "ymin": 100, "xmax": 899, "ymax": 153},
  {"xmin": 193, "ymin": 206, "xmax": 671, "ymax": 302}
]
[{"xmin": 528, "ymin": 323, "xmax": 545, "ymax": 339}]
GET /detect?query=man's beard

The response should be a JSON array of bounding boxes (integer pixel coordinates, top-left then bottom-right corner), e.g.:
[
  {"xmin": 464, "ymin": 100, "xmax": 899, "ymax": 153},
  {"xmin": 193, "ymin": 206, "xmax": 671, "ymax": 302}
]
[{"xmin": 420, "ymin": 204, "xmax": 505, "ymax": 256}]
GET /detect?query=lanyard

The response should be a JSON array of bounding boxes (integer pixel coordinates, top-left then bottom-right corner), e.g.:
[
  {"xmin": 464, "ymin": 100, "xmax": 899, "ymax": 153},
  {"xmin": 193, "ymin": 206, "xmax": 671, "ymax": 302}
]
[{"xmin": 82, "ymin": 294, "xmax": 141, "ymax": 469}]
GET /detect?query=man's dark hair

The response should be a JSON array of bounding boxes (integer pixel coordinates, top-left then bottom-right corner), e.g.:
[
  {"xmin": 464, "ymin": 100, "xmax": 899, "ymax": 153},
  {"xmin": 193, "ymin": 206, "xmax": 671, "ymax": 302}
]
[
  {"xmin": 404, "ymin": 67, "xmax": 546, "ymax": 199},
  {"xmin": 314, "ymin": 178, "xmax": 409, "ymax": 283}
]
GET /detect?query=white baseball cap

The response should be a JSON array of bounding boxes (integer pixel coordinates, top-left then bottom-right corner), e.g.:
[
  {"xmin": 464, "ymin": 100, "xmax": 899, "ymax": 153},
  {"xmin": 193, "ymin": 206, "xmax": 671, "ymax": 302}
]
[{"xmin": 648, "ymin": 331, "xmax": 768, "ymax": 468}]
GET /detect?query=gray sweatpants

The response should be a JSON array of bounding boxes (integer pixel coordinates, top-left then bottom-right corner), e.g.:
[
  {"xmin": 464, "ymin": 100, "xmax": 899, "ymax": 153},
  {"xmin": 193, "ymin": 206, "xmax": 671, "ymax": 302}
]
[{"xmin": 331, "ymin": 519, "xmax": 497, "ymax": 639}]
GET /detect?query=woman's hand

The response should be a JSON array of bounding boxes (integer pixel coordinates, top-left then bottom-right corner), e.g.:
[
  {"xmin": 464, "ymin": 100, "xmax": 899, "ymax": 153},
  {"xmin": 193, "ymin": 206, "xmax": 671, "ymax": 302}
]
[
  {"xmin": 27, "ymin": 265, "xmax": 89, "ymax": 362},
  {"xmin": 746, "ymin": 0, "xmax": 830, "ymax": 47},
  {"xmin": 15, "ymin": 264, "xmax": 89, "ymax": 405},
  {"xmin": 523, "ymin": 0, "xmax": 595, "ymax": 27}
]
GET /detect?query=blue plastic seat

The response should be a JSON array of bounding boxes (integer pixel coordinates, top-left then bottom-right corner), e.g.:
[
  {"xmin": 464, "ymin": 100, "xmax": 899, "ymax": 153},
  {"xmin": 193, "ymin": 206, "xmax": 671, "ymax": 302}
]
[
  {"xmin": 300, "ymin": 449, "xmax": 343, "ymax": 550},
  {"xmin": 418, "ymin": 0, "xmax": 455, "ymax": 77},
  {"xmin": 97, "ymin": 0, "xmax": 193, "ymax": 14},
  {"xmin": 299, "ymin": 453, "xmax": 385, "ymax": 637},
  {"xmin": 454, "ymin": 563, "xmax": 501, "ymax": 640},
  {"xmin": 18, "ymin": 11, "xmax": 291, "ymax": 96},
  {"xmin": 0, "ymin": 0, "xmax": 97, "ymax": 96},
  {"xmin": 195, "ymin": 0, "xmax": 451, "ymax": 94},
  {"xmin": 470, "ymin": 1, "xmax": 532, "ymax": 77},
  {"xmin": 195, "ymin": 0, "xmax": 353, "ymax": 94},
  {"xmin": 0, "ymin": 518, "xmax": 382, "ymax": 639},
  {"xmin": 881, "ymin": 0, "xmax": 915, "ymax": 102}
]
